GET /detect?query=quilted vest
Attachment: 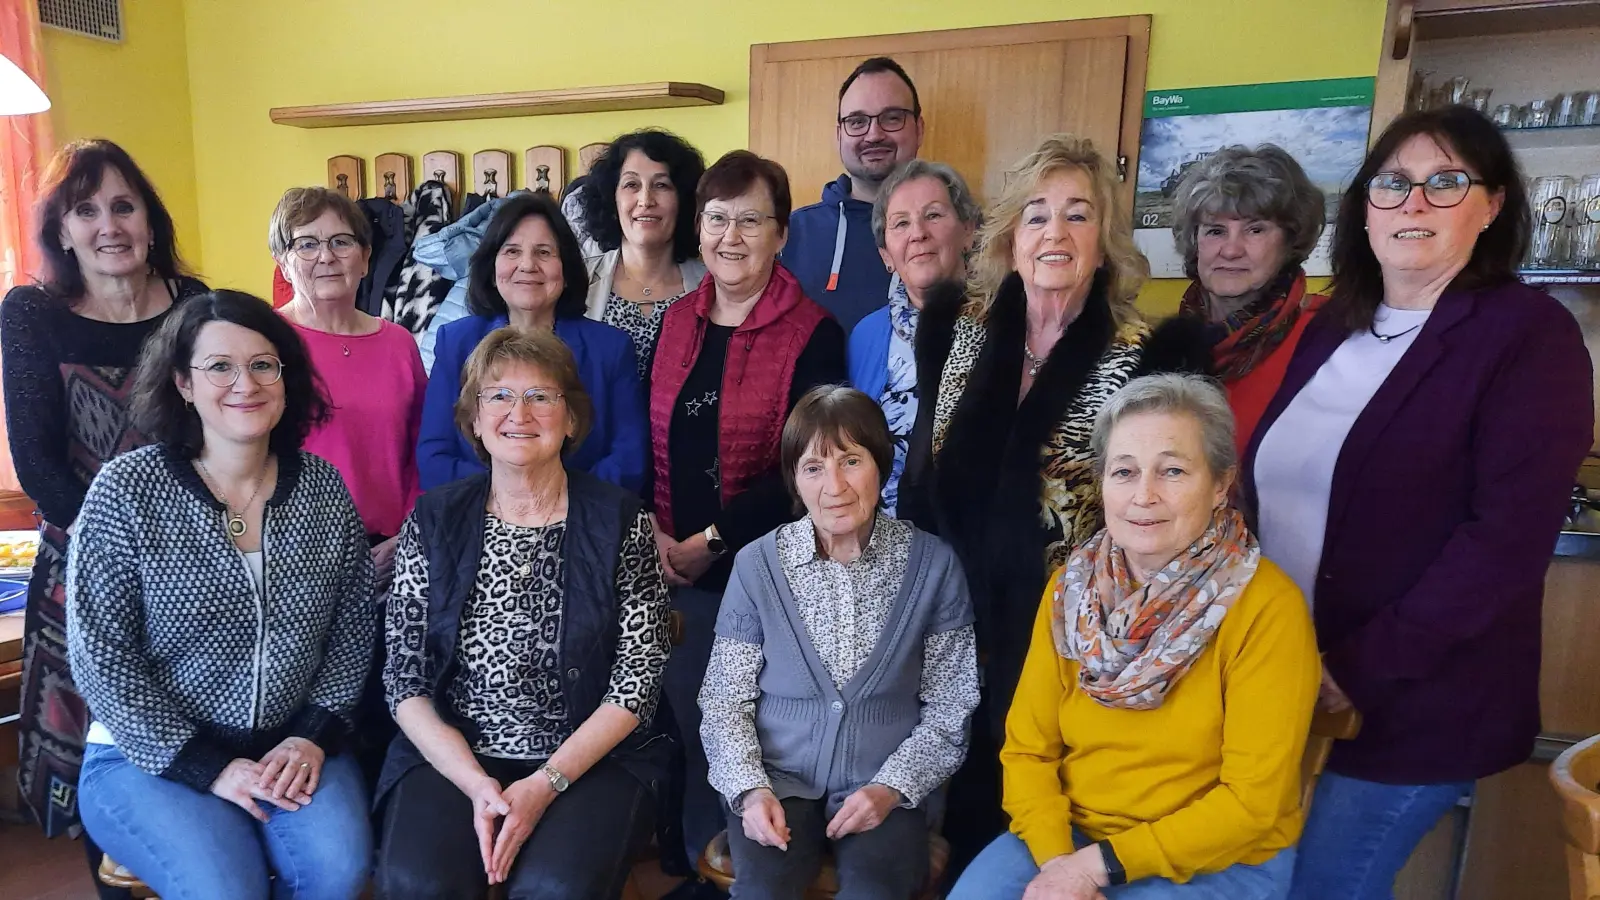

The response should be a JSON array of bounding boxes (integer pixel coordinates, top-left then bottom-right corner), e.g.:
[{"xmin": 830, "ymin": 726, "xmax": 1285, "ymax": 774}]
[{"xmin": 649, "ymin": 264, "xmax": 828, "ymax": 536}]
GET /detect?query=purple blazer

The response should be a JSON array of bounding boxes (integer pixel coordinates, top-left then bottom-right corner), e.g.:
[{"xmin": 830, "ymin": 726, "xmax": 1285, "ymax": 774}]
[{"xmin": 1241, "ymin": 280, "xmax": 1593, "ymax": 785}]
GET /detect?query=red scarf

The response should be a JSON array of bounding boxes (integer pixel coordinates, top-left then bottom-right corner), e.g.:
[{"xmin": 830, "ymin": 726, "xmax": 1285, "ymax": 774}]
[{"xmin": 1181, "ymin": 269, "xmax": 1315, "ymax": 384}]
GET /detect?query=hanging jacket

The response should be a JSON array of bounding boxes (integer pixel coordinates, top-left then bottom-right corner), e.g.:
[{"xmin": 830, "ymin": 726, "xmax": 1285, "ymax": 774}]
[
  {"xmin": 357, "ymin": 198, "xmax": 408, "ymax": 316},
  {"xmin": 780, "ymin": 174, "xmax": 892, "ymax": 335},
  {"xmin": 382, "ymin": 180, "xmax": 454, "ymax": 344},
  {"xmin": 648, "ymin": 264, "xmax": 828, "ymax": 536},
  {"xmin": 413, "ymin": 192, "xmax": 527, "ymax": 373}
]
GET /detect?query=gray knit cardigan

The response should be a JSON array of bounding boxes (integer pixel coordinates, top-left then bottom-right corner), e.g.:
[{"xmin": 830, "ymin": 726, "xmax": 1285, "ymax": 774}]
[{"xmin": 66, "ymin": 444, "xmax": 376, "ymax": 793}]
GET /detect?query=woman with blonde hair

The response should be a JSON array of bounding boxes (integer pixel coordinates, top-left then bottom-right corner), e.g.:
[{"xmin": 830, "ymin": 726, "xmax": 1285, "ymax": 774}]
[{"xmin": 900, "ymin": 133, "xmax": 1207, "ymax": 875}]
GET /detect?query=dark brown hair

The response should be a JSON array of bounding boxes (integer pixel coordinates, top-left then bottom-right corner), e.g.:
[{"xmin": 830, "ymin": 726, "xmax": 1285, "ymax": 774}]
[
  {"xmin": 36, "ymin": 139, "xmax": 191, "ymax": 300},
  {"xmin": 465, "ymin": 192, "xmax": 589, "ymax": 321},
  {"xmin": 697, "ymin": 150, "xmax": 793, "ymax": 230},
  {"xmin": 132, "ymin": 290, "xmax": 329, "ymax": 459},
  {"xmin": 453, "ymin": 327, "xmax": 594, "ymax": 463},
  {"xmin": 267, "ymin": 187, "xmax": 372, "ymax": 256},
  {"xmin": 1329, "ymin": 106, "xmax": 1530, "ymax": 331},
  {"xmin": 780, "ymin": 385, "xmax": 893, "ymax": 511},
  {"xmin": 838, "ymin": 56, "xmax": 921, "ymax": 117},
  {"xmin": 581, "ymin": 129, "xmax": 706, "ymax": 262}
]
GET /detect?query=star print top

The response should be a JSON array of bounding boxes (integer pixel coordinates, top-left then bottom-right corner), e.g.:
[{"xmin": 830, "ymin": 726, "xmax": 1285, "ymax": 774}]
[{"xmin": 656, "ymin": 321, "xmax": 848, "ymax": 592}]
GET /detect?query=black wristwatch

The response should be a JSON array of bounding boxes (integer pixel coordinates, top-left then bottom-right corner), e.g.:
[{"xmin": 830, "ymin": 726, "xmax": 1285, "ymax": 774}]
[
  {"xmin": 1097, "ymin": 840, "xmax": 1128, "ymax": 886},
  {"xmin": 704, "ymin": 525, "xmax": 728, "ymax": 557}
]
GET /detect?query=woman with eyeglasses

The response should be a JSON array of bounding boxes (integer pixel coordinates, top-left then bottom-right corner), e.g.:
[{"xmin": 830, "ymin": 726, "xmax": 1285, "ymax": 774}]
[
  {"xmin": 417, "ymin": 191, "xmax": 647, "ymax": 494},
  {"xmin": 1240, "ymin": 107, "xmax": 1593, "ymax": 898},
  {"xmin": 68, "ymin": 291, "xmax": 377, "ymax": 900},
  {"xmin": 272, "ymin": 188, "xmax": 426, "ymax": 588},
  {"xmin": 648, "ymin": 149, "xmax": 847, "ymax": 868},
  {"xmin": 375, "ymin": 327, "xmax": 670, "ymax": 899}
]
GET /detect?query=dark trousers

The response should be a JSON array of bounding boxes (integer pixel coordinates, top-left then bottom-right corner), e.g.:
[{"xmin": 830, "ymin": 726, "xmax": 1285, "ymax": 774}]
[
  {"xmin": 375, "ymin": 755, "xmax": 651, "ymax": 900},
  {"xmin": 661, "ymin": 586, "xmax": 726, "ymax": 865},
  {"xmin": 941, "ymin": 694, "xmax": 1006, "ymax": 884},
  {"xmin": 724, "ymin": 798, "xmax": 928, "ymax": 900}
]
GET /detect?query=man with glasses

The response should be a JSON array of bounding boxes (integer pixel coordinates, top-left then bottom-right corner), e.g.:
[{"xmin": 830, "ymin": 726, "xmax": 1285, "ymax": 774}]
[{"xmin": 781, "ymin": 56, "xmax": 925, "ymax": 333}]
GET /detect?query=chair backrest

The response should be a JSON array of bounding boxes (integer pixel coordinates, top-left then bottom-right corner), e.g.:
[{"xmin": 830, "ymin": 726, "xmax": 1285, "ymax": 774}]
[
  {"xmin": 1551, "ymin": 733, "xmax": 1600, "ymax": 900},
  {"xmin": 1301, "ymin": 707, "xmax": 1362, "ymax": 810}
]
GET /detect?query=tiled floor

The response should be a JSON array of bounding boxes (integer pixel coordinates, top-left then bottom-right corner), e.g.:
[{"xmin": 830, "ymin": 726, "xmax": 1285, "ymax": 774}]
[{"xmin": 0, "ymin": 821, "xmax": 100, "ymax": 900}]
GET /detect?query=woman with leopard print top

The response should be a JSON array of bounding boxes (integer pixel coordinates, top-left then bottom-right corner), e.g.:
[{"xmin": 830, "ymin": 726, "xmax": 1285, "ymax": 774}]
[
  {"xmin": 899, "ymin": 135, "xmax": 1208, "ymax": 877},
  {"xmin": 375, "ymin": 327, "xmax": 671, "ymax": 900}
]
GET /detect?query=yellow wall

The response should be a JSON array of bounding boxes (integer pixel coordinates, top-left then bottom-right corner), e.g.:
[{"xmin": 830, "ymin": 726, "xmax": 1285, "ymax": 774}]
[
  {"xmin": 41, "ymin": 0, "xmax": 202, "ymax": 268},
  {"xmin": 158, "ymin": 1, "xmax": 1384, "ymax": 305}
]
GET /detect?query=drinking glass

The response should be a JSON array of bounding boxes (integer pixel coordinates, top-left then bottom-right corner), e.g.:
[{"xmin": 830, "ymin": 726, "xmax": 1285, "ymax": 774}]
[{"xmin": 1529, "ymin": 175, "xmax": 1576, "ymax": 268}]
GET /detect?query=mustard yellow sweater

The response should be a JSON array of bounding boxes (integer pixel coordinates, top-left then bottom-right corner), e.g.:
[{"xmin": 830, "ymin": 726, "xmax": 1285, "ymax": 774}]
[{"xmin": 1002, "ymin": 558, "xmax": 1319, "ymax": 884}]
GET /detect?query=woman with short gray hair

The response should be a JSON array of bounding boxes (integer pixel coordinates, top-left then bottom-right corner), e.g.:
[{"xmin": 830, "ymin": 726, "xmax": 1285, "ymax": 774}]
[
  {"xmin": 1170, "ymin": 144, "xmax": 1328, "ymax": 452},
  {"xmin": 949, "ymin": 372, "xmax": 1318, "ymax": 900},
  {"xmin": 847, "ymin": 160, "xmax": 980, "ymax": 515}
]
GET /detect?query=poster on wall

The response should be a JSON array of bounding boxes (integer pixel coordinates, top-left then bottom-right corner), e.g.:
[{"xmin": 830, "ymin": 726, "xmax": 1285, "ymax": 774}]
[{"xmin": 1133, "ymin": 77, "xmax": 1375, "ymax": 278}]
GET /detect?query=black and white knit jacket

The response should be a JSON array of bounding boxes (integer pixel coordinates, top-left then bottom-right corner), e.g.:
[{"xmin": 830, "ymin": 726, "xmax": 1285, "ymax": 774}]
[{"xmin": 66, "ymin": 444, "xmax": 376, "ymax": 793}]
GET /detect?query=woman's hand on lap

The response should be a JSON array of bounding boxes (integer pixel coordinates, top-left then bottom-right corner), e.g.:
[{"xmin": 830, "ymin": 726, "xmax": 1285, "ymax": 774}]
[
  {"xmin": 825, "ymin": 783, "xmax": 900, "ymax": 838},
  {"xmin": 212, "ymin": 758, "xmax": 285, "ymax": 822},
  {"xmin": 1025, "ymin": 848, "xmax": 1109, "ymax": 900},
  {"xmin": 740, "ymin": 788, "xmax": 790, "ymax": 850},
  {"xmin": 487, "ymin": 774, "xmax": 558, "ymax": 883},
  {"xmin": 256, "ymin": 736, "xmax": 323, "ymax": 804},
  {"xmin": 668, "ymin": 532, "xmax": 715, "ymax": 584}
]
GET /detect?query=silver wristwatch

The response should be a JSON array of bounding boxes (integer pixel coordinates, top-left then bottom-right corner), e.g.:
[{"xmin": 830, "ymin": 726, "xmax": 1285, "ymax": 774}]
[{"xmin": 537, "ymin": 762, "xmax": 570, "ymax": 793}]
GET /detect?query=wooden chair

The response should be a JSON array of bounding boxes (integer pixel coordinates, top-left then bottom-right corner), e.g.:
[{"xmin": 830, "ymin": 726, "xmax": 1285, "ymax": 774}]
[
  {"xmin": 698, "ymin": 706, "xmax": 1362, "ymax": 897},
  {"xmin": 1303, "ymin": 706, "xmax": 1363, "ymax": 810},
  {"xmin": 1551, "ymin": 733, "xmax": 1600, "ymax": 900}
]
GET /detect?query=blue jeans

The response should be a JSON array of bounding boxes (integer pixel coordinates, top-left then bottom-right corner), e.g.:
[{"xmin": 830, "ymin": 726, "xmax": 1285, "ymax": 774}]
[
  {"xmin": 78, "ymin": 742, "xmax": 372, "ymax": 900},
  {"xmin": 662, "ymin": 585, "xmax": 726, "ymax": 866},
  {"xmin": 1289, "ymin": 771, "xmax": 1471, "ymax": 900},
  {"xmin": 949, "ymin": 831, "xmax": 1295, "ymax": 900}
]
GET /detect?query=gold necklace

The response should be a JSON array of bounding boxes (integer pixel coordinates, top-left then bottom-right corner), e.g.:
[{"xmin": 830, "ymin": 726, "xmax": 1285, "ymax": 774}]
[{"xmin": 196, "ymin": 458, "xmax": 269, "ymax": 538}]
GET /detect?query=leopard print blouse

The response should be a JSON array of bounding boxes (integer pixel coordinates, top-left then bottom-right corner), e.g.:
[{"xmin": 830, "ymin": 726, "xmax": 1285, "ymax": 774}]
[
  {"xmin": 930, "ymin": 312, "xmax": 1152, "ymax": 571},
  {"xmin": 384, "ymin": 508, "xmax": 670, "ymax": 760}
]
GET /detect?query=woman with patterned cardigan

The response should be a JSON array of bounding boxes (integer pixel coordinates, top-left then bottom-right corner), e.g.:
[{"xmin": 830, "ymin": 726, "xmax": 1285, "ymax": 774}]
[
  {"xmin": 66, "ymin": 291, "xmax": 377, "ymax": 900},
  {"xmin": 899, "ymin": 135, "xmax": 1207, "ymax": 877}
]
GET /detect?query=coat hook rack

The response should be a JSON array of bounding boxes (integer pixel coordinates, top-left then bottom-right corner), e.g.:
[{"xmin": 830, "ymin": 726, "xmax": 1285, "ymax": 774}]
[
  {"xmin": 473, "ymin": 150, "xmax": 512, "ymax": 201},
  {"xmin": 326, "ymin": 155, "xmax": 365, "ymax": 199},
  {"xmin": 524, "ymin": 146, "xmax": 566, "ymax": 195},
  {"xmin": 422, "ymin": 150, "xmax": 462, "ymax": 216},
  {"xmin": 578, "ymin": 143, "xmax": 607, "ymax": 175},
  {"xmin": 374, "ymin": 152, "xmax": 413, "ymax": 205}
]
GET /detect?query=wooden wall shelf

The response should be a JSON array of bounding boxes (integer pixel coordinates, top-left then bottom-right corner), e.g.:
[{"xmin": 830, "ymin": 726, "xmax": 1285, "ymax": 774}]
[{"xmin": 269, "ymin": 82, "xmax": 725, "ymax": 129}]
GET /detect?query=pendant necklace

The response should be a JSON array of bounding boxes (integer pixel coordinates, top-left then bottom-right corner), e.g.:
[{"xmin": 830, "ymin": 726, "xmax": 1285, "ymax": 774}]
[
  {"xmin": 1369, "ymin": 321, "xmax": 1422, "ymax": 344},
  {"xmin": 196, "ymin": 458, "xmax": 268, "ymax": 538},
  {"xmin": 1023, "ymin": 342, "xmax": 1049, "ymax": 379}
]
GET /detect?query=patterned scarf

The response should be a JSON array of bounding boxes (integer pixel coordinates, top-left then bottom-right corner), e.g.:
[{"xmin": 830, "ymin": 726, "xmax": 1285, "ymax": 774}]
[
  {"xmin": 1180, "ymin": 268, "xmax": 1309, "ymax": 383},
  {"xmin": 879, "ymin": 279, "xmax": 919, "ymax": 515},
  {"xmin": 1051, "ymin": 507, "xmax": 1259, "ymax": 710}
]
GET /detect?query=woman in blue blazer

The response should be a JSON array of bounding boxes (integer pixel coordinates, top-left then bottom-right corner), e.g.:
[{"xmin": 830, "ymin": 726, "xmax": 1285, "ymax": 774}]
[{"xmin": 418, "ymin": 193, "xmax": 648, "ymax": 493}]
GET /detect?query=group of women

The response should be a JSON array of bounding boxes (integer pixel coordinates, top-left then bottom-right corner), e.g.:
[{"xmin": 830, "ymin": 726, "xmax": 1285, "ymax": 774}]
[{"xmin": 1, "ymin": 98, "xmax": 1591, "ymax": 900}]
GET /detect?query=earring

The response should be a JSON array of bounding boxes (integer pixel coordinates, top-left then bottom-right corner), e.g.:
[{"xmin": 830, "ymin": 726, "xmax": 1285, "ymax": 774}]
[{"xmin": 1481, "ymin": 223, "xmax": 1491, "ymax": 231}]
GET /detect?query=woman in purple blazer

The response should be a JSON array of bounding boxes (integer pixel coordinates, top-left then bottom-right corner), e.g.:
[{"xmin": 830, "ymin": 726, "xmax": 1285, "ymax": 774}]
[{"xmin": 1243, "ymin": 107, "xmax": 1594, "ymax": 899}]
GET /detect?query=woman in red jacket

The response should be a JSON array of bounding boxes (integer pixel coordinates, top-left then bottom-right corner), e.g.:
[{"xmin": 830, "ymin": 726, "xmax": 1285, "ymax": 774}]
[
  {"xmin": 1169, "ymin": 144, "xmax": 1329, "ymax": 454},
  {"xmin": 647, "ymin": 150, "xmax": 848, "ymax": 873}
]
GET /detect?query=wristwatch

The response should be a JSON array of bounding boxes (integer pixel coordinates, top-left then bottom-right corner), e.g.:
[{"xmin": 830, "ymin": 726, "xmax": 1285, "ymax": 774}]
[
  {"xmin": 537, "ymin": 763, "xmax": 570, "ymax": 793},
  {"xmin": 704, "ymin": 524, "xmax": 728, "ymax": 557},
  {"xmin": 1097, "ymin": 839, "xmax": 1128, "ymax": 886}
]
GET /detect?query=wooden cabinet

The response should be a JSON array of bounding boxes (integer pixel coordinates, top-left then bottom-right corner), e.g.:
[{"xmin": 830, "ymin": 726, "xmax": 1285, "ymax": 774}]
[{"xmin": 748, "ymin": 17, "xmax": 1150, "ymax": 208}]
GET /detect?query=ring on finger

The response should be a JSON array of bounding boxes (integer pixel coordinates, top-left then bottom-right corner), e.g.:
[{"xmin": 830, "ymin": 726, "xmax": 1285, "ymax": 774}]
[{"xmin": 300, "ymin": 762, "xmax": 310, "ymax": 770}]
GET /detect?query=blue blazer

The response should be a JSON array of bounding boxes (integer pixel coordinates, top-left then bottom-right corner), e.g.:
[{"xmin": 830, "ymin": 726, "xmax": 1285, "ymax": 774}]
[
  {"xmin": 846, "ymin": 305, "xmax": 892, "ymax": 399},
  {"xmin": 417, "ymin": 314, "xmax": 649, "ymax": 494}
]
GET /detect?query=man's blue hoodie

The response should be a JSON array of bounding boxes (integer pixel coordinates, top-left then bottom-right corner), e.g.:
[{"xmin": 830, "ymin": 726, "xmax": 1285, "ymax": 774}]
[{"xmin": 780, "ymin": 174, "xmax": 891, "ymax": 334}]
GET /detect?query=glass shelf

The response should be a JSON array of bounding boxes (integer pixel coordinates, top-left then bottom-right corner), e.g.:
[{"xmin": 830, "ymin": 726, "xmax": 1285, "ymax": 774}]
[
  {"xmin": 1522, "ymin": 269, "xmax": 1600, "ymax": 286},
  {"xmin": 1501, "ymin": 124, "xmax": 1600, "ymax": 150}
]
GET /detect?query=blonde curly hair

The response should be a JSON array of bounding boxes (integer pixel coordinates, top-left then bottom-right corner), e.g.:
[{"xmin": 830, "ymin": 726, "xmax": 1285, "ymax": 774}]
[{"xmin": 967, "ymin": 134, "xmax": 1147, "ymax": 327}]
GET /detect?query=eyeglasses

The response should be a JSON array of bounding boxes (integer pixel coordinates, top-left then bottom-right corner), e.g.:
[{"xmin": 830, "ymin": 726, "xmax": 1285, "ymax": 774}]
[
  {"xmin": 1365, "ymin": 170, "xmax": 1485, "ymax": 210},
  {"xmin": 838, "ymin": 108, "xmax": 915, "ymax": 137},
  {"xmin": 478, "ymin": 387, "xmax": 565, "ymax": 415},
  {"xmin": 191, "ymin": 357, "xmax": 284, "ymax": 388},
  {"xmin": 700, "ymin": 211, "xmax": 778, "ymax": 236},
  {"xmin": 287, "ymin": 234, "xmax": 362, "ymax": 261}
]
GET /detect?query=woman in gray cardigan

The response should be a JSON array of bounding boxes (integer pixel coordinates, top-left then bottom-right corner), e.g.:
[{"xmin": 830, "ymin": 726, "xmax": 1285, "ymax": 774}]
[{"xmin": 699, "ymin": 385, "xmax": 980, "ymax": 899}]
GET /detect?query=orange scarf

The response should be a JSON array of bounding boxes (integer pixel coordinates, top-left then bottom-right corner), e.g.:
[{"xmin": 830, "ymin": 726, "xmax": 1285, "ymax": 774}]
[{"xmin": 1052, "ymin": 507, "xmax": 1259, "ymax": 710}]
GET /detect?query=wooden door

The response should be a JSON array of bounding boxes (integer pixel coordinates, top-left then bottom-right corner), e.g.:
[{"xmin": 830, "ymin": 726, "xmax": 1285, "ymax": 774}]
[{"xmin": 749, "ymin": 17, "xmax": 1150, "ymax": 209}]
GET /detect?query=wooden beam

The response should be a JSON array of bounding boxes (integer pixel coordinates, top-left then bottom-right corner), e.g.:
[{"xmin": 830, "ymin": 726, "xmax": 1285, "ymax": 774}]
[{"xmin": 270, "ymin": 82, "xmax": 724, "ymax": 129}]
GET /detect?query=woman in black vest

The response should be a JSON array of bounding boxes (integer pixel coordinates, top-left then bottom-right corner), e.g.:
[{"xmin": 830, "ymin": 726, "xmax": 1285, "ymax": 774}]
[{"xmin": 373, "ymin": 327, "xmax": 672, "ymax": 899}]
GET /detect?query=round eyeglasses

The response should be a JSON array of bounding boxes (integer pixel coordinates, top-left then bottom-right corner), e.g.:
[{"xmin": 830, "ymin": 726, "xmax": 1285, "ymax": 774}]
[
  {"xmin": 838, "ymin": 108, "xmax": 914, "ymax": 137},
  {"xmin": 191, "ymin": 357, "xmax": 284, "ymax": 388},
  {"xmin": 288, "ymin": 234, "xmax": 362, "ymax": 261},
  {"xmin": 478, "ymin": 387, "xmax": 565, "ymax": 415},
  {"xmin": 1366, "ymin": 170, "xmax": 1485, "ymax": 210}
]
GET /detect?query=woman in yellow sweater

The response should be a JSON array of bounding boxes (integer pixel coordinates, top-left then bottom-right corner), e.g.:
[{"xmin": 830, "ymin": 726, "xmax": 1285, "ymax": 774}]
[{"xmin": 949, "ymin": 373, "xmax": 1319, "ymax": 900}]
